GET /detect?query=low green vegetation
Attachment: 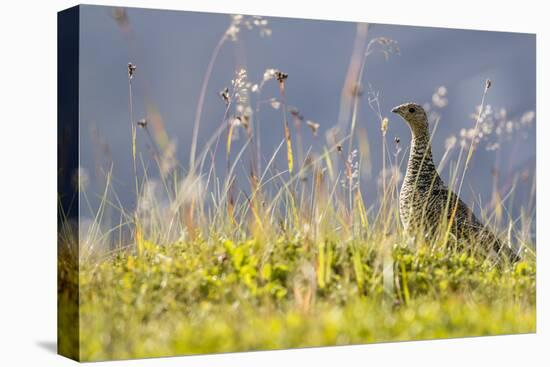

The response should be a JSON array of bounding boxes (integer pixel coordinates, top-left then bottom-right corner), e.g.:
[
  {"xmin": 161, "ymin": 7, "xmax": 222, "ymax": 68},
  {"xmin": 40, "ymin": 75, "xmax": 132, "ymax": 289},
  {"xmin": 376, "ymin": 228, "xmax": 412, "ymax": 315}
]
[{"xmin": 76, "ymin": 237, "xmax": 535, "ymax": 361}]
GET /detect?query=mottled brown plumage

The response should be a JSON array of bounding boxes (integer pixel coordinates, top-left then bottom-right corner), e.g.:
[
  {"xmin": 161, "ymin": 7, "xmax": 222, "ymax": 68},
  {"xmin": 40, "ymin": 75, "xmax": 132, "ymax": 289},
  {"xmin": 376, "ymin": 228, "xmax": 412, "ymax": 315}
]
[{"xmin": 392, "ymin": 102, "xmax": 519, "ymax": 262}]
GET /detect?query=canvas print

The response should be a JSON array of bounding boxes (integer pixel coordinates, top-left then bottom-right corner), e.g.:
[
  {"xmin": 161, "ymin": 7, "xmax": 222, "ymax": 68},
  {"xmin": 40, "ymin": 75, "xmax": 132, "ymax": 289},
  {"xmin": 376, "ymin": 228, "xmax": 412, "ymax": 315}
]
[{"xmin": 58, "ymin": 5, "xmax": 536, "ymax": 362}]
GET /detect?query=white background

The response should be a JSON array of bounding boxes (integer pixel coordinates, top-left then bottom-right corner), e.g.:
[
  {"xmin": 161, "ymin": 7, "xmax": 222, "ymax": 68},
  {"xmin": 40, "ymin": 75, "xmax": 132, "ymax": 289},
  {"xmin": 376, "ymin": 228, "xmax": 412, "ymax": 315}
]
[{"xmin": 0, "ymin": 0, "xmax": 546, "ymax": 365}]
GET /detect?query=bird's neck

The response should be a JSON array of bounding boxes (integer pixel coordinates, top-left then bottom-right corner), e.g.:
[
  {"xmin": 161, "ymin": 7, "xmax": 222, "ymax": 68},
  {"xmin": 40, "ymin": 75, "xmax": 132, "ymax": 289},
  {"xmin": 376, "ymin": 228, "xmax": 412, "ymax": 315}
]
[{"xmin": 406, "ymin": 131, "xmax": 436, "ymax": 175}]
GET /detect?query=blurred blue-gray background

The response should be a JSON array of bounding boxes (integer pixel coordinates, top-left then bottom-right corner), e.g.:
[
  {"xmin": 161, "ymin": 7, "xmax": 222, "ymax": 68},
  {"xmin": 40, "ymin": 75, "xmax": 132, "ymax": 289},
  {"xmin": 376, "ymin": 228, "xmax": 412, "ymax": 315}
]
[{"xmin": 78, "ymin": 5, "xmax": 535, "ymax": 227}]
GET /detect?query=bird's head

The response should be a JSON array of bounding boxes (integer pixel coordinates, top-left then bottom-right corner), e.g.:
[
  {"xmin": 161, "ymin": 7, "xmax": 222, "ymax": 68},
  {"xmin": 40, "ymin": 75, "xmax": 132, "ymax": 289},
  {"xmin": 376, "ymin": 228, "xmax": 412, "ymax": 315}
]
[{"xmin": 391, "ymin": 102, "xmax": 429, "ymax": 136}]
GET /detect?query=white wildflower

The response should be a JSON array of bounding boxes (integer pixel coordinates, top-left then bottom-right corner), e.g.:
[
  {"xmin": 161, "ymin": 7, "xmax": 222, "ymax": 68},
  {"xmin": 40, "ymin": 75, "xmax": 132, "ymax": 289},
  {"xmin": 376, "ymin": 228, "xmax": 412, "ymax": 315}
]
[
  {"xmin": 486, "ymin": 142, "xmax": 500, "ymax": 151},
  {"xmin": 306, "ymin": 120, "xmax": 320, "ymax": 136},
  {"xmin": 432, "ymin": 85, "xmax": 448, "ymax": 108},
  {"xmin": 225, "ymin": 15, "xmax": 271, "ymax": 42},
  {"xmin": 269, "ymin": 98, "xmax": 281, "ymax": 110},
  {"xmin": 263, "ymin": 68, "xmax": 278, "ymax": 82},
  {"xmin": 445, "ymin": 136, "xmax": 457, "ymax": 150},
  {"xmin": 520, "ymin": 111, "xmax": 535, "ymax": 125}
]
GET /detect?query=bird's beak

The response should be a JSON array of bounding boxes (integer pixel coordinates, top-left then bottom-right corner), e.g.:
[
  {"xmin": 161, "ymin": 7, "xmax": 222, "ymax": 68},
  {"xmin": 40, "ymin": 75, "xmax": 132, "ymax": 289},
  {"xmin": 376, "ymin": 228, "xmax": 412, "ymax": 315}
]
[{"xmin": 391, "ymin": 106, "xmax": 400, "ymax": 114}]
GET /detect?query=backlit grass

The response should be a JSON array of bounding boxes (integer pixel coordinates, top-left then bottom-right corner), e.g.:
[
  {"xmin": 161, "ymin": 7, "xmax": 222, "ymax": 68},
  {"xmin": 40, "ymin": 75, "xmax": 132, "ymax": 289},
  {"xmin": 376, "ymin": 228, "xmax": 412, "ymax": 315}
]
[{"xmin": 74, "ymin": 238, "xmax": 535, "ymax": 361}]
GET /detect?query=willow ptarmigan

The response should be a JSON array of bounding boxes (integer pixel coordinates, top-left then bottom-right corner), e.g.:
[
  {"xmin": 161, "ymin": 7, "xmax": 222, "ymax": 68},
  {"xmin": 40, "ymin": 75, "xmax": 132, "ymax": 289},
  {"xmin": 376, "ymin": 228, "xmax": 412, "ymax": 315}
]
[{"xmin": 391, "ymin": 102, "xmax": 519, "ymax": 262}]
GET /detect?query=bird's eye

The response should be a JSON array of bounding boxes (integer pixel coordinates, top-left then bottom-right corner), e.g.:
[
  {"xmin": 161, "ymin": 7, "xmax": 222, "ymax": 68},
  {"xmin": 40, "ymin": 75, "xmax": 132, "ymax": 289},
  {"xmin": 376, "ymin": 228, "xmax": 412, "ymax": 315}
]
[{"xmin": 408, "ymin": 107, "xmax": 416, "ymax": 113}]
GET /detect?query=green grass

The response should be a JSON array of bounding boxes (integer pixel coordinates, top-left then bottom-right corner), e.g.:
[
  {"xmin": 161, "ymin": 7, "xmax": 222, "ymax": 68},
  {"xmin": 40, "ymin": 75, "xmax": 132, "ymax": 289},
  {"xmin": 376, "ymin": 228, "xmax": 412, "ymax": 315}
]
[{"xmin": 74, "ymin": 237, "xmax": 535, "ymax": 361}]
